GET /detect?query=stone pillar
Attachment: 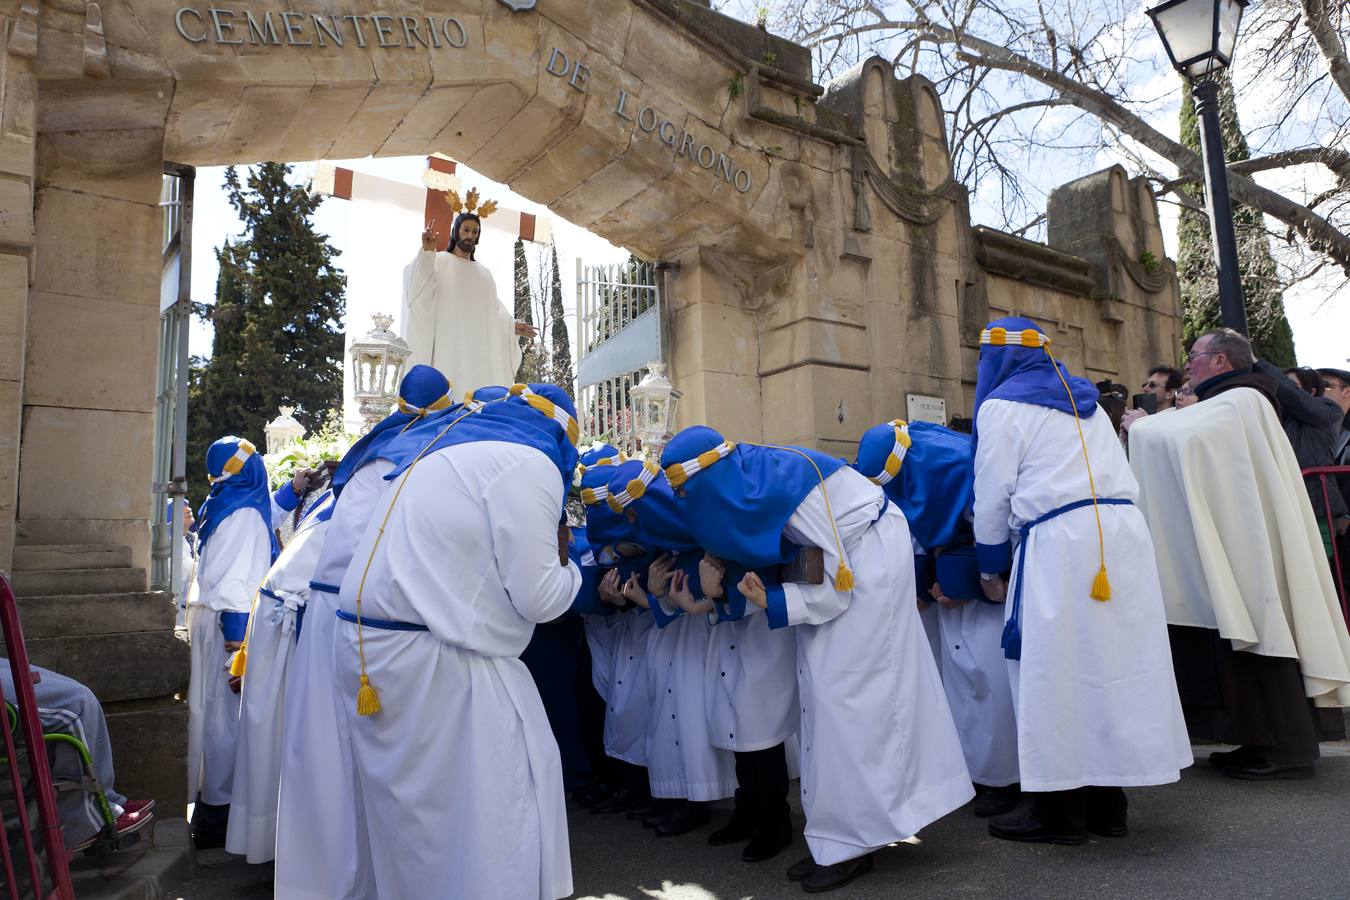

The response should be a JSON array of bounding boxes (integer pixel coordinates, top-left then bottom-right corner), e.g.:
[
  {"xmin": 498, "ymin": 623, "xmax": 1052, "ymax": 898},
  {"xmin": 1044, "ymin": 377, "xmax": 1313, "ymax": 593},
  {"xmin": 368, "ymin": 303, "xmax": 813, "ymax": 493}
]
[
  {"xmin": 666, "ymin": 248, "xmax": 765, "ymax": 442},
  {"xmin": 0, "ymin": 28, "xmax": 38, "ymax": 572},
  {"xmin": 19, "ymin": 127, "xmax": 165, "ymax": 568}
]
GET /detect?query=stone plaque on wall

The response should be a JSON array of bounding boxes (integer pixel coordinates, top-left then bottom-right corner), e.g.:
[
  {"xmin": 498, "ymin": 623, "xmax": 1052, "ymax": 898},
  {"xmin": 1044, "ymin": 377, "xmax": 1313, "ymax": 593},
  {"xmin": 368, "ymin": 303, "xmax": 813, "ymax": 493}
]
[{"xmin": 906, "ymin": 393, "xmax": 947, "ymax": 425}]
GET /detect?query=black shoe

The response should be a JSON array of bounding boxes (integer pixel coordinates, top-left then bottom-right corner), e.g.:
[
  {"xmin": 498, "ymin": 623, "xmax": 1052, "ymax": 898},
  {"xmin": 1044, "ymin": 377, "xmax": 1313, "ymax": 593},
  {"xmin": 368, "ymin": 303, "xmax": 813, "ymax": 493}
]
[
  {"xmin": 1084, "ymin": 787, "xmax": 1128, "ymax": 838},
  {"xmin": 742, "ymin": 823, "xmax": 793, "ymax": 862},
  {"xmin": 801, "ymin": 854, "xmax": 874, "ymax": 893},
  {"xmin": 708, "ymin": 810, "xmax": 756, "ymax": 846},
  {"xmin": 190, "ymin": 800, "xmax": 229, "ymax": 850},
  {"xmin": 1208, "ymin": 746, "xmax": 1261, "ymax": 770},
  {"xmin": 1218, "ymin": 759, "xmax": 1316, "ymax": 781},
  {"xmin": 988, "ymin": 804, "xmax": 1086, "ymax": 846},
  {"xmin": 628, "ymin": 799, "xmax": 674, "ymax": 821},
  {"xmin": 786, "ymin": 856, "xmax": 818, "ymax": 882},
  {"xmin": 655, "ymin": 802, "xmax": 711, "ymax": 837},
  {"xmin": 590, "ymin": 786, "xmax": 644, "ymax": 815},
  {"xmin": 972, "ymin": 783, "xmax": 1021, "ymax": 818}
]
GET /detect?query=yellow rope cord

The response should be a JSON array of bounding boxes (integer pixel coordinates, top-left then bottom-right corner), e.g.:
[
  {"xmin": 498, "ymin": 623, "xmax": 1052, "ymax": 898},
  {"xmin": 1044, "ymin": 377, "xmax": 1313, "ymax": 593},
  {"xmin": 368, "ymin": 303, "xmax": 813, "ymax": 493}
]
[
  {"xmin": 350, "ymin": 405, "xmax": 480, "ymax": 716},
  {"xmin": 763, "ymin": 445, "xmax": 856, "ymax": 591},
  {"xmin": 1044, "ymin": 346, "xmax": 1111, "ymax": 601}
]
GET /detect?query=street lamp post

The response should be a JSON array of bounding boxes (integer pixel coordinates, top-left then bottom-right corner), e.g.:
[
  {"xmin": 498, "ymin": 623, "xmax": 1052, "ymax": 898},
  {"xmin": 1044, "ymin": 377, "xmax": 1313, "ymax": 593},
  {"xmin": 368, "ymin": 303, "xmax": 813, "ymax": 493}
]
[{"xmin": 1146, "ymin": 0, "xmax": 1250, "ymax": 335}]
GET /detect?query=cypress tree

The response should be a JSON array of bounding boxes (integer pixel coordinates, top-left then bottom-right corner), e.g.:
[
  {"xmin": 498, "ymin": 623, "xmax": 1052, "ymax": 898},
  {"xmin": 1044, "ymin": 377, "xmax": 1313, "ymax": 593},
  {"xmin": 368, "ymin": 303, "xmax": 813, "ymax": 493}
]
[
  {"xmin": 548, "ymin": 241, "xmax": 575, "ymax": 397},
  {"xmin": 1177, "ymin": 75, "xmax": 1296, "ymax": 365},
  {"xmin": 186, "ymin": 163, "xmax": 346, "ymax": 507},
  {"xmin": 513, "ymin": 237, "xmax": 546, "ymax": 382}
]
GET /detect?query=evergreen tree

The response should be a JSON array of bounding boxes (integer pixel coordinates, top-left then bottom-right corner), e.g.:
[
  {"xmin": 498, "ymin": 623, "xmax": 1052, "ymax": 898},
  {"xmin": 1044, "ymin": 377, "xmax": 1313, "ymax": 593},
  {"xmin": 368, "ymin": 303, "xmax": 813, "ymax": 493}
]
[
  {"xmin": 186, "ymin": 163, "xmax": 346, "ymax": 507},
  {"xmin": 1177, "ymin": 75, "xmax": 1296, "ymax": 365},
  {"xmin": 513, "ymin": 238, "xmax": 546, "ymax": 382},
  {"xmin": 548, "ymin": 241, "xmax": 575, "ymax": 397}
]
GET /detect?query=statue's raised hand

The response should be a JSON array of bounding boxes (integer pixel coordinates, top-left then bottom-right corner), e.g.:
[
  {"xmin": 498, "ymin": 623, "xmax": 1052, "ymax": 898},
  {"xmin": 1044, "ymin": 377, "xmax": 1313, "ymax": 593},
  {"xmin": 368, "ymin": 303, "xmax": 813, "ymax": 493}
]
[{"xmin": 420, "ymin": 218, "xmax": 438, "ymax": 251}]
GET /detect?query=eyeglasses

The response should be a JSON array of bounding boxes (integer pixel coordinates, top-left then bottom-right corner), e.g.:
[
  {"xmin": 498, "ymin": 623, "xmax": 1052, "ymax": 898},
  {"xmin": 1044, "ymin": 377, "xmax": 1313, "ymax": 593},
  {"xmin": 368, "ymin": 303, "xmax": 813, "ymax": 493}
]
[
  {"xmin": 1177, "ymin": 385, "xmax": 1195, "ymax": 396},
  {"xmin": 1185, "ymin": 350, "xmax": 1218, "ymax": 364}
]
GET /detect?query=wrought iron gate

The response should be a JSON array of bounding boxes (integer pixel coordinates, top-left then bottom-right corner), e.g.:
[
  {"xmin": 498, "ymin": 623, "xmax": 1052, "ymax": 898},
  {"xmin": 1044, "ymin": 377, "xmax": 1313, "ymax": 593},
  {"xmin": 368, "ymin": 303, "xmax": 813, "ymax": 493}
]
[{"xmin": 574, "ymin": 257, "xmax": 660, "ymax": 456}]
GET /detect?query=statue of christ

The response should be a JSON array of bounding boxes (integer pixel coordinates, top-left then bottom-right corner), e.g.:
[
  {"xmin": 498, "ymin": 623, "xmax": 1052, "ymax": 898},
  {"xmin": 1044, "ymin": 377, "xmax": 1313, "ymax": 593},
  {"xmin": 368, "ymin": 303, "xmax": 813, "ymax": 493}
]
[{"xmin": 400, "ymin": 203, "xmax": 536, "ymax": 394}]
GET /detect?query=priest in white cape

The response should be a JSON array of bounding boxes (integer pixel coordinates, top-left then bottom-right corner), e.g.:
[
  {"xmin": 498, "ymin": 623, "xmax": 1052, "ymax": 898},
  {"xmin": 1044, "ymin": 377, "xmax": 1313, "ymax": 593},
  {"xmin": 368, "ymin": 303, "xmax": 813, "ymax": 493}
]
[
  {"xmin": 225, "ymin": 480, "xmax": 335, "ymax": 864},
  {"xmin": 1129, "ymin": 326, "xmax": 1350, "ymax": 780},
  {"xmin": 401, "ymin": 200, "xmax": 530, "ymax": 388},
  {"xmin": 970, "ymin": 318, "xmax": 1191, "ymax": 847},
  {"xmin": 273, "ymin": 365, "xmax": 452, "ymax": 900},
  {"xmin": 186, "ymin": 437, "xmax": 278, "ymax": 849},
  {"xmin": 661, "ymin": 426, "xmax": 972, "ymax": 894},
  {"xmin": 332, "ymin": 384, "xmax": 582, "ymax": 899}
]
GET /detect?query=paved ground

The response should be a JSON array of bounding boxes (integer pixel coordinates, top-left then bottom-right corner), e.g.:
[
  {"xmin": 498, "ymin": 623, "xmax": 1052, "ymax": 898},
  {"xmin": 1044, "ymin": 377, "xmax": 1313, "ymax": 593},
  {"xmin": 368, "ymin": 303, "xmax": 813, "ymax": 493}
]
[{"xmin": 166, "ymin": 745, "xmax": 1350, "ymax": 899}]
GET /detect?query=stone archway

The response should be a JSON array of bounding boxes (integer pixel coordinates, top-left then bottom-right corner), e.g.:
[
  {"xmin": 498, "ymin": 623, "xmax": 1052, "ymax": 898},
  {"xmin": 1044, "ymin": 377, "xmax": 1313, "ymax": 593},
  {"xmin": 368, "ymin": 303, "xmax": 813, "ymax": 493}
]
[{"xmin": 0, "ymin": 0, "xmax": 1181, "ymax": 806}]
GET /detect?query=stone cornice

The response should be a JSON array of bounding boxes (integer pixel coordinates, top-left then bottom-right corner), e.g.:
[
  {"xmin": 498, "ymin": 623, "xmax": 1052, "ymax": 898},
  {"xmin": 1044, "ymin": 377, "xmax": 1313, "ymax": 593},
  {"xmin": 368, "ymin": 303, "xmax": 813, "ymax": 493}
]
[{"xmin": 974, "ymin": 227, "xmax": 1098, "ymax": 295}]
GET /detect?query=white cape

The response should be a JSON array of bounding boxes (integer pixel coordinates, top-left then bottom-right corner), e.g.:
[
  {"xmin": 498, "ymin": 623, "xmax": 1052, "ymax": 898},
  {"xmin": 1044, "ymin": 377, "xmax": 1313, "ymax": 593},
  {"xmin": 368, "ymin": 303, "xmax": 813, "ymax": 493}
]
[{"xmin": 1130, "ymin": 386, "xmax": 1350, "ymax": 706}]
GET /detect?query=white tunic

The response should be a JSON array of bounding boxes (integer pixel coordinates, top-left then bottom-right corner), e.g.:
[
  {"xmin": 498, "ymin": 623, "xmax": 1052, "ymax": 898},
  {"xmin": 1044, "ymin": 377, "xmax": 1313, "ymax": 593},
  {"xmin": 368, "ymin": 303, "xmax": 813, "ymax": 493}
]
[
  {"xmin": 775, "ymin": 468, "xmax": 973, "ymax": 866},
  {"xmin": 602, "ymin": 607, "xmax": 657, "ymax": 766},
  {"xmin": 583, "ymin": 613, "xmax": 617, "ymax": 703},
  {"xmin": 645, "ymin": 606, "xmax": 737, "ymax": 801},
  {"xmin": 226, "ymin": 497, "xmax": 333, "ymax": 863},
  {"xmin": 704, "ymin": 603, "xmax": 798, "ymax": 752},
  {"xmin": 186, "ymin": 509, "xmax": 272, "ymax": 807},
  {"xmin": 334, "ymin": 441, "xmax": 580, "ymax": 900},
  {"xmin": 933, "ymin": 600, "xmax": 1020, "ymax": 787},
  {"xmin": 973, "ymin": 399, "xmax": 1192, "ymax": 792},
  {"xmin": 401, "ymin": 250, "xmax": 521, "ymax": 392},
  {"xmin": 274, "ymin": 461, "xmax": 391, "ymax": 900}
]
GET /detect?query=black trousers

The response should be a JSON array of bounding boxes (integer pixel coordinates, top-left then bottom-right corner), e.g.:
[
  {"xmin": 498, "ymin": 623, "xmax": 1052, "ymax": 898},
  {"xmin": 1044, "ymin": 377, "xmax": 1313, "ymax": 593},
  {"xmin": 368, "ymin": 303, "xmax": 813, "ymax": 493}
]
[
  {"xmin": 733, "ymin": 744, "xmax": 789, "ymax": 827},
  {"xmin": 1168, "ymin": 625, "xmax": 1320, "ymax": 764}
]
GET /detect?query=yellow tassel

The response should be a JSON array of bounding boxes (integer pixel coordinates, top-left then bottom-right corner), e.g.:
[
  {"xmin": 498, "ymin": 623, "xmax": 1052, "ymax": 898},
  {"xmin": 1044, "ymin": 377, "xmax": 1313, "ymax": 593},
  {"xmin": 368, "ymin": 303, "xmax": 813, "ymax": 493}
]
[
  {"xmin": 356, "ymin": 674, "xmax": 381, "ymax": 716},
  {"xmin": 1090, "ymin": 565, "xmax": 1111, "ymax": 602},
  {"xmin": 229, "ymin": 647, "xmax": 247, "ymax": 678},
  {"xmin": 834, "ymin": 562, "xmax": 855, "ymax": 592}
]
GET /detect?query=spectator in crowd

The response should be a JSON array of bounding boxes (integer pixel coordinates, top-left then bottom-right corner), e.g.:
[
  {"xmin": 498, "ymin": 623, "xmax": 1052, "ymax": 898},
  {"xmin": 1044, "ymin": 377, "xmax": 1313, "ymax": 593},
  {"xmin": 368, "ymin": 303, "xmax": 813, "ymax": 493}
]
[
  {"xmin": 1142, "ymin": 366, "xmax": 1184, "ymax": 412},
  {"xmin": 0, "ymin": 663, "xmax": 155, "ymax": 851},
  {"xmin": 1275, "ymin": 366, "xmax": 1346, "ymax": 552},
  {"xmin": 1175, "ymin": 380, "xmax": 1197, "ymax": 409}
]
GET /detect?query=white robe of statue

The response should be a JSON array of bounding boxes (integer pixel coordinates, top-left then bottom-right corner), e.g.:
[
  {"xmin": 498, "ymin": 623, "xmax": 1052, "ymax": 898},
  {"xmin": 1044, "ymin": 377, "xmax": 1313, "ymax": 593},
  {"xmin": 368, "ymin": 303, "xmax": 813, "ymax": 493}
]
[
  {"xmin": 273, "ymin": 461, "xmax": 391, "ymax": 900},
  {"xmin": 973, "ymin": 399, "xmax": 1193, "ymax": 792},
  {"xmin": 226, "ymin": 493, "xmax": 333, "ymax": 863},
  {"xmin": 401, "ymin": 250, "xmax": 522, "ymax": 393},
  {"xmin": 773, "ymin": 468, "xmax": 974, "ymax": 866},
  {"xmin": 333, "ymin": 440, "xmax": 580, "ymax": 900},
  {"xmin": 185, "ymin": 509, "xmax": 272, "ymax": 808}
]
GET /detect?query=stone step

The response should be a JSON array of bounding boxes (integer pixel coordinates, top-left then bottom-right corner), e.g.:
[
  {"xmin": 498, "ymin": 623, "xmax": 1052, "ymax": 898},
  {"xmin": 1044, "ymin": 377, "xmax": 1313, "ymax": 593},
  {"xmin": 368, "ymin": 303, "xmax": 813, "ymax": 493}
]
[
  {"xmin": 11, "ymin": 566, "xmax": 147, "ymax": 598},
  {"xmin": 16, "ymin": 591, "xmax": 177, "ymax": 640},
  {"xmin": 104, "ymin": 698, "xmax": 189, "ymax": 816},
  {"xmin": 12, "ymin": 543, "xmax": 133, "ymax": 572},
  {"xmin": 70, "ymin": 818, "xmax": 195, "ymax": 900},
  {"xmin": 26, "ymin": 631, "xmax": 188, "ymax": 705}
]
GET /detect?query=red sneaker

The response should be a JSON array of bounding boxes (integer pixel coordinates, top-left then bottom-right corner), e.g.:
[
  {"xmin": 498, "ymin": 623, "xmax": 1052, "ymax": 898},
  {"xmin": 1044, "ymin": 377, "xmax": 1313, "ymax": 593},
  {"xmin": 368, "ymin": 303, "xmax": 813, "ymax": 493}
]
[{"xmin": 115, "ymin": 799, "xmax": 156, "ymax": 837}]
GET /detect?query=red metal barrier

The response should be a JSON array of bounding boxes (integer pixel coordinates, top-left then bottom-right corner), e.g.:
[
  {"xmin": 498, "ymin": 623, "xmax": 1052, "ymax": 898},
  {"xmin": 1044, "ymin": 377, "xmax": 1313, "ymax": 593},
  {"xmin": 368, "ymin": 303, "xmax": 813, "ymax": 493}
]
[
  {"xmin": 0, "ymin": 574, "xmax": 73, "ymax": 900},
  {"xmin": 1302, "ymin": 466, "xmax": 1350, "ymax": 630}
]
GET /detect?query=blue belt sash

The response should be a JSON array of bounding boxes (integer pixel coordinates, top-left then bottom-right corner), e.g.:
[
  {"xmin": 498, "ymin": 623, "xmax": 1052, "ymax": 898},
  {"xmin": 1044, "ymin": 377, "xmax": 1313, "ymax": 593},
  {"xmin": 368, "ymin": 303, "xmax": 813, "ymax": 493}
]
[
  {"xmin": 309, "ymin": 580, "xmax": 340, "ymax": 594},
  {"xmin": 335, "ymin": 608, "xmax": 430, "ymax": 632},
  {"xmin": 1002, "ymin": 497, "xmax": 1132, "ymax": 661}
]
